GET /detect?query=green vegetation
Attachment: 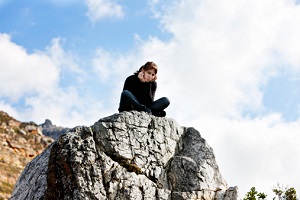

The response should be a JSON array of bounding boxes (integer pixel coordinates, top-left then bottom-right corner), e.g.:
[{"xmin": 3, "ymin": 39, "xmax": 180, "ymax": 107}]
[
  {"xmin": 0, "ymin": 163, "xmax": 23, "ymax": 199},
  {"xmin": 0, "ymin": 181, "xmax": 14, "ymax": 194},
  {"xmin": 244, "ymin": 184, "xmax": 298, "ymax": 200},
  {"xmin": 0, "ymin": 162, "xmax": 22, "ymax": 175},
  {"xmin": 273, "ymin": 184, "xmax": 297, "ymax": 200},
  {"xmin": 284, "ymin": 188, "xmax": 297, "ymax": 200},
  {"xmin": 258, "ymin": 192, "xmax": 267, "ymax": 199},
  {"xmin": 243, "ymin": 187, "xmax": 267, "ymax": 200}
]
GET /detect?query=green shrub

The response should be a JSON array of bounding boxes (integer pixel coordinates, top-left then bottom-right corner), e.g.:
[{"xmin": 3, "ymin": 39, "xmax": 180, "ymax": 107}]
[
  {"xmin": 244, "ymin": 187, "xmax": 267, "ymax": 200},
  {"xmin": 0, "ymin": 181, "xmax": 14, "ymax": 194},
  {"xmin": 284, "ymin": 187, "xmax": 297, "ymax": 200},
  {"xmin": 272, "ymin": 183, "xmax": 298, "ymax": 200},
  {"xmin": 244, "ymin": 184, "xmax": 298, "ymax": 200}
]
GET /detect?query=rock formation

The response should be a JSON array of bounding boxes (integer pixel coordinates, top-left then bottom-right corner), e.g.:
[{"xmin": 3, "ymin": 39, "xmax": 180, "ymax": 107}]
[
  {"xmin": 10, "ymin": 111, "xmax": 239, "ymax": 200},
  {"xmin": 0, "ymin": 111, "xmax": 54, "ymax": 200},
  {"xmin": 39, "ymin": 119, "xmax": 70, "ymax": 140}
]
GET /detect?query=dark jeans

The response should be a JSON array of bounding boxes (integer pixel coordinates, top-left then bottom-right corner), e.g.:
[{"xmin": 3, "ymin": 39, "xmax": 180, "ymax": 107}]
[{"xmin": 118, "ymin": 90, "xmax": 170, "ymax": 113}]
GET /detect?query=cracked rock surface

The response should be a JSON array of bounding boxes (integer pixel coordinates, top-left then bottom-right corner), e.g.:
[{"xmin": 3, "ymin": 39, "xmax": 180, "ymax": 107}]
[{"xmin": 10, "ymin": 111, "xmax": 239, "ymax": 200}]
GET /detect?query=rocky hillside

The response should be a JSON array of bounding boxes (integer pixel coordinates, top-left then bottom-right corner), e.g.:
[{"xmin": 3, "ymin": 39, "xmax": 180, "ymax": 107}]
[
  {"xmin": 10, "ymin": 111, "xmax": 239, "ymax": 200},
  {"xmin": 0, "ymin": 111, "xmax": 54, "ymax": 200}
]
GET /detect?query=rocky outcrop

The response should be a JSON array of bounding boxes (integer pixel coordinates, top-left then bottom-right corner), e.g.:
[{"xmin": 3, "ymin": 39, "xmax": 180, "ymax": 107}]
[
  {"xmin": 39, "ymin": 119, "xmax": 70, "ymax": 140},
  {"xmin": 10, "ymin": 111, "xmax": 239, "ymax": 200},
  {"xmin": 0, "ymin": 111, "xmax": 54, "ymax": 200}
]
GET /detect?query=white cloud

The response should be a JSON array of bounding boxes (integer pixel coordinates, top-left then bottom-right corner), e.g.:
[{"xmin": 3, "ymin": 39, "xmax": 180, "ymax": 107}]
[
  {"xmin": 138, "ymin": 0, "xmax": 300, "ymax": 121},
  {"xmin": 46, "ymin": 38, "xmax": 84, "ymax": 76},
  {"xmin": 140, "ymin": 0, "xmax": 300, "ymax": 196},
  {"xmin": 0, "ymin": 34, "xmax": 111, "ymax": 127},
  {"xmin": 0, "ymin": 101, "xmax": 22, "ymax": 120},
  {"xmin": 20, "ymin": 88, "xmax": 108, "ymax": 127},
  {"xmin": 91, "ymin": 48, "xmax": 115, "ymax": 82},
  {"xmin": 193, "ymin": 114, "xmax": 300, "ymax": 198},
  {"xmin": 100, "ymin": 0, "xmax": 300, "ymax": 196},
  {"xmin": 0, "ymin": 33, "xmax": 59, "ymax": 101},
  {"xmin": 91, "ymin": 47, "xmax": 157, "ymax": 84},
  {"xmin": 1, "ymin": 0, "xmax": 300, "ymax": 197},
  {"xmin": 84, "ymin": 0, "xmax": 124, "ymax": 22}
]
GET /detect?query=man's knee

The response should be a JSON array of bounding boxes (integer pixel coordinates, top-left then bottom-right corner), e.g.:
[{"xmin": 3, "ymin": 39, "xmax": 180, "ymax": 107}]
[{"xmin": 162, "ymin": 97, "xmax": 170, "ymax": 106}]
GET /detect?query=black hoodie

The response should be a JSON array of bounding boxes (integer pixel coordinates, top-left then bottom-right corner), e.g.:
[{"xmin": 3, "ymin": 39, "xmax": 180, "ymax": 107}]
[{"xmin": 122, "ymin": 74, "xmax": 157, "ymax": 107}]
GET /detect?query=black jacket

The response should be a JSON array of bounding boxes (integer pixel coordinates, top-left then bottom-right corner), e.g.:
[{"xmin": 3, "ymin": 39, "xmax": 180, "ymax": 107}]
[{"xmin": 122, "ymin": 74, "xmax": 157, "ymax": 107}]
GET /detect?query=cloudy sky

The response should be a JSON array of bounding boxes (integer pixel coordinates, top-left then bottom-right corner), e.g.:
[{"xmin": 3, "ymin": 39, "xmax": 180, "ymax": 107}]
[{"xmin": 1, "ymin": 0, "xmax": 300, "ymax": 198}]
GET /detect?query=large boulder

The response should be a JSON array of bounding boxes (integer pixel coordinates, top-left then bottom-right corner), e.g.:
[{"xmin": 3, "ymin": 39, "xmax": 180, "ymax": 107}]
[{"xmin": 10, "ymin": 111, "xmax": 239, "ymax": 200}]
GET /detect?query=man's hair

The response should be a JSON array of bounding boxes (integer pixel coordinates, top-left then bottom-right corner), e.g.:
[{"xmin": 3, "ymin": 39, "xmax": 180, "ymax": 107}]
[{"xmin": 135, "ymin": 61, "xmax": 158, "ymax": 74}]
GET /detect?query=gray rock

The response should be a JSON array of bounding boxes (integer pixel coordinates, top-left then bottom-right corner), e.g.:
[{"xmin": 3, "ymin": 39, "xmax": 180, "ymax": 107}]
[
  {"xmin": 10, "ymin": 143, "xmax": 54, "ymax": 200},
  {"xmin": 18, "ymin": 129, "xmax": 26, "ymax": 136},
  {"xmin": 10, "ymin": 111, "xmax": 238, "ymax": 200}
]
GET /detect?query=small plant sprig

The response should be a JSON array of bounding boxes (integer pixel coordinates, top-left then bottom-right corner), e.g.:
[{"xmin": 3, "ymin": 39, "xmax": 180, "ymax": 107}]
[
  {"xmin": 272, "ymin": 183, "xmax": 297, "ymax": 200},
  {"xmin": 244, "ymin": 187, "xmax": 267, "ymax": 200}
]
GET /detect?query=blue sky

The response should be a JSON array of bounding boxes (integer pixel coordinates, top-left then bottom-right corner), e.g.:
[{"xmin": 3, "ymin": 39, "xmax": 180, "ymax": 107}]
[{"xmin": 1, "ymin": 0, "xmax": 300, "ymax": 198}]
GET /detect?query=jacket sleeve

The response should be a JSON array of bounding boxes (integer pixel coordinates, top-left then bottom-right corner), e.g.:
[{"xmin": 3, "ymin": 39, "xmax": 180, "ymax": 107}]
[
  {"xmin": 150, "ymin": 81, "xmax": 157, "ymax": 101},
  {"xmin": 123, "ymin": 76, "xmax": 135, "ymax": 92}
]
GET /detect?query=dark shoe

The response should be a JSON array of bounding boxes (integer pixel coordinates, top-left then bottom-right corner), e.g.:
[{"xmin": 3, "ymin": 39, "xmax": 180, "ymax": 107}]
[
  {"xmin": 145, "ymin": 109, "xmax": 152, "ymax": 115},
  {"xmin": 141, "ymin": 106, "xmax": 152, "ymax": 115},
  {"xmin": 152, "ymin": 110, "xmax": 166, "ymax": 117}
]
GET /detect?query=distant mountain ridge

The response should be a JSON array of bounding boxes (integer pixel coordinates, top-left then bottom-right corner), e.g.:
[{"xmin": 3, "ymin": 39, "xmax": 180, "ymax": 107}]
[{"xmin": 39, "ymin": 119, "xmax": 70, "ymax": 140}]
